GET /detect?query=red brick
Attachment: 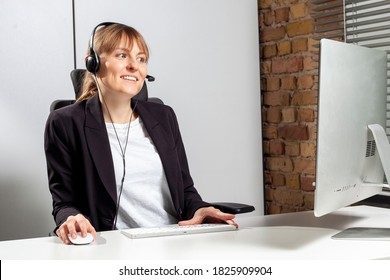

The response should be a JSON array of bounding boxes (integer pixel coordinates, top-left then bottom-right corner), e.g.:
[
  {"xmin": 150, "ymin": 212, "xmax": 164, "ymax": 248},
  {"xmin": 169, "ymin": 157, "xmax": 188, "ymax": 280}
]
[
  {"xmin": 261, "ymin": 26, "xmax": 286, "ymax": 43},
  {"xmin": 267, "ymin": 203, "xmax": 282, "ymax": 214},
  {"xmin": 263, "ymin": 44, "xmax": 277, "ymax": 58},
  {"xmin": 269, "ymin": 141, "xmax": 285, "ymax": 155},
  {"xmin": 297, "ymin": 75, "xmax": 314, "ymax": 89},
  {"xmin": 261, "ymin": 60, "xmax": 272, "ymax": 74},
  {"xmin": 286, "ymin": 19, "xmax": 314, "ymax": 37},
  {"xmin": 285, "ymin": 142, "xmax": 300, "ymax": 156},
  {"xmin": 303, "ymin": 192, "xmax": 314, "ymax": 209},
  {"xmin": 263, "ymin": 11, "xmax": 274, "ymax": 26},
  {"xmin": 299, "ymin": 108, "xmax": 315, "ymax": 122},
  {"xmin": 282, "ymin": 107, "xmax": 297, "ymax": 123},
  {"xmin": 301, "ymin": 176, "xmax": 316, "ymax": 192},
  {"xmin": 273, "ymin": 188, "xmax": 304, "ymax": 207},
  {"xmin": 263, "ymin": 91, "xmax": 290, "ymax": 106},
  {"xmin": 280, "ymin": 76, "xmax": 296, "ymax": 90},
  {"xmin": 266, "ymin": 76, "xmax": 280, "ymax": 91},
  {"xmin": 264, "ymin": 172, "xmax": 273, "ymax": 184},
  {"xmin": 275, "ymin": 7, "xmax": 290, "ymax": 23},
  {"xmin": 263, "ymin": 125, "xmax": 278, "ymax": 139},
  {"xmin": 259, "ymin": 0, "xmax": 273, "ymax": 9},
  {"xmin": 278, "ymin": 125, "xmax": 309, "ymax": 140},
  {"xmin": 293, "ymin": 158, "xmax": 316, "ymax": 175},
  {"xmin": 266, "ymin": 107, "xmax": 282, "ymax": 123},
  {"xmin": 265, "ymin": 157, "xmax": 294, "ymax": 172},
  {"xmin": 291, "ymin": 92, "xmax": 317, "ymax": 106},
  {"xmin": 272, "ymin": 57, "xmax": 303, "ymax": 74},
  {"xmin": 272, "ymin": 173, "xmax": 285, "ymax": 186},
  {"xmin": 292, "ymin": 38, "xmax": 308, "ymax": 53},
  {"xmin": 286, "ymin": 57, "xmax": 304, "ymax": 73},
  {"xmin": 272, "ymin": 59, "xmax": 288, "ymax": 74},
  {"xmin": 300, "ymin": 142, "xmax": 316, "ymax": 157},
  {"xmin": 286, "ymin": 173, "xmax": 301, "ymax": 190},
  {"xmin": 277, "ymin": 40, "xmax": 292, "ymax": 56},
  {"xmin": 290, "ymin": 3, "xmax": 308, "ymax": 19}
]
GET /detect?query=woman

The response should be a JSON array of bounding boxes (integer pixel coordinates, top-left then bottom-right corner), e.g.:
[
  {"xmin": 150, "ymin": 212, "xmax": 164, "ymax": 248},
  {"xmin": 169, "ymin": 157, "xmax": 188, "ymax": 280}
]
[{"xmin": 44, "ymin": 22, "xmax": 236, "ymax": 244}]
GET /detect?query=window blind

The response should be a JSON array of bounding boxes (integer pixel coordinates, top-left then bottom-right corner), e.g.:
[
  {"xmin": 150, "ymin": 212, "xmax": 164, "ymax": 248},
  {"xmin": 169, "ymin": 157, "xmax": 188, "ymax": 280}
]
[{"xmin": 311, "ymin": 0, "xmax": 390, "ymax": 136}]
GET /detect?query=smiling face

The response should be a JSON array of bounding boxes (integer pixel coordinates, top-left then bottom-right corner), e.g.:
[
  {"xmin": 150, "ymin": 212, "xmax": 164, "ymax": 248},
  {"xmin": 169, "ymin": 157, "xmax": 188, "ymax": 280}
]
[{"xmin": 97, "ymin": 35, "xmax": 148, "ymax": 101}]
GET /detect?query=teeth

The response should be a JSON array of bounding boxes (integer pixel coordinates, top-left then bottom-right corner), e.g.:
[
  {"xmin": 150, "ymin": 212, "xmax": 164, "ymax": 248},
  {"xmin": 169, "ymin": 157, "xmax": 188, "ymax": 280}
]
[{"xmin": 122, "ymin": 76, "xmax": 137, "ymax": 81}]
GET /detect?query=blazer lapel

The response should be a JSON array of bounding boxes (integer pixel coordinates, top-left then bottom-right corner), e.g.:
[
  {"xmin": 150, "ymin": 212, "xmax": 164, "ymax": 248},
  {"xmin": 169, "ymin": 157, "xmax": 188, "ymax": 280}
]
[{"xmin": 84, "ymin": 94, "xmax": 117, "ymax": 204}]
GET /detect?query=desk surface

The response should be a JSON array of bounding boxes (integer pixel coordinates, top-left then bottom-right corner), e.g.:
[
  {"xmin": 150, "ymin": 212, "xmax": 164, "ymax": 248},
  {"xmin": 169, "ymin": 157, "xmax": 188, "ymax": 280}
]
[{"xmin": 1, "ymin": 205, "xmax": 390, "ymax": 260}]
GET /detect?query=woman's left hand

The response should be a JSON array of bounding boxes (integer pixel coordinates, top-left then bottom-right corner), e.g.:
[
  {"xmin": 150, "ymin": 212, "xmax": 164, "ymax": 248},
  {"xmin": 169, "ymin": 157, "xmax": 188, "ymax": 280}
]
[{"xmin": 178, "ymin": 206, "xmax": 238, "ymax": 228}]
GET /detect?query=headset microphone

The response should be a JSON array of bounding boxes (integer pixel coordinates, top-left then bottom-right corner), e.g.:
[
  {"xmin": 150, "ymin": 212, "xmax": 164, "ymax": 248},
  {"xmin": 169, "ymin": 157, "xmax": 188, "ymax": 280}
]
[{"xmin": 146, "ymin": 75, "xmax": 155, "ymax": 82}]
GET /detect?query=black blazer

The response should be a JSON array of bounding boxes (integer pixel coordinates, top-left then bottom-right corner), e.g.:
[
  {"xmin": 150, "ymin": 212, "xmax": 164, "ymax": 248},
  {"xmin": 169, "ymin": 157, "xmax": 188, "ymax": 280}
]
[{"xmin": 44, "ymin": 94, "xmax": 209, "ymax": 231}]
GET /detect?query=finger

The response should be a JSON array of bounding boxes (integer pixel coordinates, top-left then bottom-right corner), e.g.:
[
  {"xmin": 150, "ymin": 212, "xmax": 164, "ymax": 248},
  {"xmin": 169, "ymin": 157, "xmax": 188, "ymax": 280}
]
[
  {"xmin": 74, "ymin": 216, "xmax": 90, "ymax": 234},
  {"xmin": 226, "ymin": 219, "xmax": 239, "ymax": 228},
  {"xmin": 66, "ymin": 220, "xmax": 78, "ymax": 239},
  {"xmin": 79, "ymin": 221, "xmax": 96, "ymax": 238},
  {"xmin": 203, "ymin": 208, "xmax": 235, "ymax": 222},
  {"xmin": 74, "ymin": 214, "xmax": 97, "ymax": 238},
  {"xmin": 77, "ymin": 220, "xmax": 89, "ymax": 237},
  {"xmin": 89, "ymin": 226, "xmax": 97, "ymax": 239},
  {"xmin": 178, "ymin": 217, "xmax": 199, "ymax": 226},
  {"xmin": 56, "ymin": 226, "xmax": 70, "ymax": 244}
]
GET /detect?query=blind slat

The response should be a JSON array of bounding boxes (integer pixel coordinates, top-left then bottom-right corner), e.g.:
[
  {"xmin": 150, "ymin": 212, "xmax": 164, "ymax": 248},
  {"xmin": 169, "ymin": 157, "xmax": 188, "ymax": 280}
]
[
  {"xmin": 347, "ymin": 33, "xmax": 390, "ymax": 42},
  {"xmin": 345, "ymin": 8, "xmax": 390, "ymax": 20},
  {"xmin": 345, "ymin": 0, "xmax": 390, "ymax": 13},
  {"xmin": 346, "ymin": 16, "xmax": 390, "ymax": 28}
]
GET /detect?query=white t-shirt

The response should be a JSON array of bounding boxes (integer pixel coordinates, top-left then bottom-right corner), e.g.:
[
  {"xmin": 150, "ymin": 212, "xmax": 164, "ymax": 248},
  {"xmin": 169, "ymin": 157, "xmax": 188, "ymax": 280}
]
[{"xmin": 106, "ymin": 117, "xmax": 177, "ymax": 229}]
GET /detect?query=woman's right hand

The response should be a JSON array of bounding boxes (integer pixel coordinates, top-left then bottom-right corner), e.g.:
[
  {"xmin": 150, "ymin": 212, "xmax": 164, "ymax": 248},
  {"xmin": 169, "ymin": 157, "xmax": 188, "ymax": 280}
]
[{"xmin": 56, "ymin": 213, "xmax": 97, "ymax": 244}]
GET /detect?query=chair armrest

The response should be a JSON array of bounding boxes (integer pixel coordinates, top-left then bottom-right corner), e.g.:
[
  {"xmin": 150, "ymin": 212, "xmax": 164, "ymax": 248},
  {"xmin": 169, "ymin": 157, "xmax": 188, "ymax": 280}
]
[{"xmin": 210, "ymin": 202, "xmax": 255, "ymax": 214}]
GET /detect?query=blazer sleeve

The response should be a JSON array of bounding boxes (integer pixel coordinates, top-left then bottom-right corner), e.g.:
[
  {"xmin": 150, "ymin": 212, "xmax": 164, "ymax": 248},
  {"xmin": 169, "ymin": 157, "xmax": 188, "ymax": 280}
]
[
  {"xmin": 166, "ymin": 106, "xmax": 210, "ymax": 219},
  {"xmin": 44, "ymin": 110, "xmax": 82, "ymax": 228}
]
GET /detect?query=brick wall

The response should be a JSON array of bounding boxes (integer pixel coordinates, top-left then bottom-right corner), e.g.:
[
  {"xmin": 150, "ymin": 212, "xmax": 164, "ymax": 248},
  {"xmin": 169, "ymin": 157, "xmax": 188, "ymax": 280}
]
[{"xmin": 259, "ymin": 0, "xmax": 318, "ymax": 214}]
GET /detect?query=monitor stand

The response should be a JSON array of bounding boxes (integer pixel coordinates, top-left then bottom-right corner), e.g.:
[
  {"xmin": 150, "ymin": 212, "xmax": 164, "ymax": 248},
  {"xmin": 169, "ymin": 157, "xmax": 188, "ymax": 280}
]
[
  {"xmin": 332, "ymin": 124, "xmax": 390, "ymax": 240},
  {"xmin": 368, "ymin": 124, "xmax": 390, "ymax": 186},
  {"xmin": 332, "ymin": 227, "xmax": 390, "ymax": 240}
]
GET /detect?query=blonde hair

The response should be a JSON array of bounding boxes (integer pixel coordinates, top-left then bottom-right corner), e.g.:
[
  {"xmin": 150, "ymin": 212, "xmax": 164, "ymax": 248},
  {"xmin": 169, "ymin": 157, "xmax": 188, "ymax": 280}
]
[{"xmin": 77, "ymin": 23, "xmax": 149, "ymax": 102}]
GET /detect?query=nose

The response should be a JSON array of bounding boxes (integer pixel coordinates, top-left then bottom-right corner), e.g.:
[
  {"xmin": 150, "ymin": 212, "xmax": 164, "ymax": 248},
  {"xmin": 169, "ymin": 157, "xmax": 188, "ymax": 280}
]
[{"xmin": 126, "ymin": 57, "xmax": 139, "ymax": 71}]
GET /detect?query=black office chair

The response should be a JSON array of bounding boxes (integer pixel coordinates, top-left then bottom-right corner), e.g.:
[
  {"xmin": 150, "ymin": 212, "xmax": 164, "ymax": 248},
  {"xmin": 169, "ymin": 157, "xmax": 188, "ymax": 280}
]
[
  {"xmin": 50, "ymin": 69, "xmax": 163, "ymax": 111},
  {"xmin": 50, "ymin": 69, "xmax": 255, "ymax": 215}
]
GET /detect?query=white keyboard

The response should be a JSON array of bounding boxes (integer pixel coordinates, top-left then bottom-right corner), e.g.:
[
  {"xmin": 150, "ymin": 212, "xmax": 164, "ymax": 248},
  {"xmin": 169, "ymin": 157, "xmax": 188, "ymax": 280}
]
[{"xmin": 121, "ymin": 223, "xmax": 237, "ymax": 239}]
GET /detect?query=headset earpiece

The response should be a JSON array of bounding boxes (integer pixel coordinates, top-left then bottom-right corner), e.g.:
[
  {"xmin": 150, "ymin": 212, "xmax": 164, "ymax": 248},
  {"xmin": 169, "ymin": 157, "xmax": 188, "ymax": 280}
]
[
  {"xmin": 85, "ymin": 22, "xmax": 115, "ymax": 74},
  {"xmin": 85, "ymin": 50, "xmax": 99, "ymax": 73}
]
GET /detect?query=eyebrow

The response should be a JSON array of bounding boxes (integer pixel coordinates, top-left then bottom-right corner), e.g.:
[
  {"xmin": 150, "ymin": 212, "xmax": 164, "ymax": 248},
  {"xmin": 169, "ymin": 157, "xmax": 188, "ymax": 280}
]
[{"xmin": 115, "ymin": 47, "xmax": 146, "ymax": 56}]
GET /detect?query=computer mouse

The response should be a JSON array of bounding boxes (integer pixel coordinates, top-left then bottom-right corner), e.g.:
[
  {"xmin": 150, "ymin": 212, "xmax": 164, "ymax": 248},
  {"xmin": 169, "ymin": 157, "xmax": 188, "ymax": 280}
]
[{"xmin": 68, "ymin": 232, "xmax": 94, "ymax": 245}]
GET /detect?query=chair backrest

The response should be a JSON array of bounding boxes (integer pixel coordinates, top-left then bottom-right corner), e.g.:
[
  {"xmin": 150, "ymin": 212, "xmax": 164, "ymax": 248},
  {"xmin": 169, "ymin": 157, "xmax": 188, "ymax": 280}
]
[
  {"xmin": 50, "ymin": 69, "xmax": 162, "ymax": 112},
  {"xmin": 70, "ymin": 69, "xmax": 151, "ymax": 102},
  {"xmin": 50, "ymin": 99, "xmax": 75, "ymax": 112}
]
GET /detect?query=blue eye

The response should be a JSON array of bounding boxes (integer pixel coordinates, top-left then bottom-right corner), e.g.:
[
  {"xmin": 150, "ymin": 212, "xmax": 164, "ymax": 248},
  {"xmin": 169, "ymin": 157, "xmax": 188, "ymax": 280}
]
[
  {"xmin": 118, "ymin": 53, "xmax": 127, "ymax": 59},
  {"xmin": 137, "ymin": 56, "xmax": 146, "ymax": 63}
]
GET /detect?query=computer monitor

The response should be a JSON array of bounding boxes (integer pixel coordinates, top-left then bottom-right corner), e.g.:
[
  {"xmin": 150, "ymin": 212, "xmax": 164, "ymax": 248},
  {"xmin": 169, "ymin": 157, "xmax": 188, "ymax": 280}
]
[{"xmin": 314, "ymin": 39, "xmax": 388, "ymax": 220}]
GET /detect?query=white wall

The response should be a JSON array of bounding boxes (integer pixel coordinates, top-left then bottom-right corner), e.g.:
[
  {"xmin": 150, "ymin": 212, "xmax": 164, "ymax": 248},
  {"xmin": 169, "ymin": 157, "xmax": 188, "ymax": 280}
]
[
  {"xmin": 0, "ymin": 0, "xmax": 74, "ymax": 240},
  {"xmin": 0, "ymin": 0, "xmax": 263, "ymax": 241}
]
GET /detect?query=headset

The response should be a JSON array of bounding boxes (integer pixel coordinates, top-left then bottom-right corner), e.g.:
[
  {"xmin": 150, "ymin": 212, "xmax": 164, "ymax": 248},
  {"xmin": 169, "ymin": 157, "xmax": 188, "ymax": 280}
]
[{"xmin": 85, "ymin": 22, "xmax": 155, "ymax": 81}]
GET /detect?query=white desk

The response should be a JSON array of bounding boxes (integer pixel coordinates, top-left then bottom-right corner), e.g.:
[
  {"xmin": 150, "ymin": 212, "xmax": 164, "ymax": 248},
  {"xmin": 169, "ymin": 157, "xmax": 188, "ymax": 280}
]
[{"xmin": 1, "ymin": 205, "xmax": 390, "ymax": 260}]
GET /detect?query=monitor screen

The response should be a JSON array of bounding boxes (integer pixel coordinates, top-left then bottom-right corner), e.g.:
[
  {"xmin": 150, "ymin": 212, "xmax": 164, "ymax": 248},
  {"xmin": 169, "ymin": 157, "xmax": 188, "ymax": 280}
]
[{"xmin": 314, "ymin": 39, "xmax": 388, "ymax": 217}]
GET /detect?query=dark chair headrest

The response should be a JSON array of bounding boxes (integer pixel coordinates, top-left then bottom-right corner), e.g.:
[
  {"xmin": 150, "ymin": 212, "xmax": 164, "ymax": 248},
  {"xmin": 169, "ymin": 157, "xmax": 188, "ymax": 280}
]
[{"xmin": 70, "ymin": 69, "xmax": 148, "ymax": 101}]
